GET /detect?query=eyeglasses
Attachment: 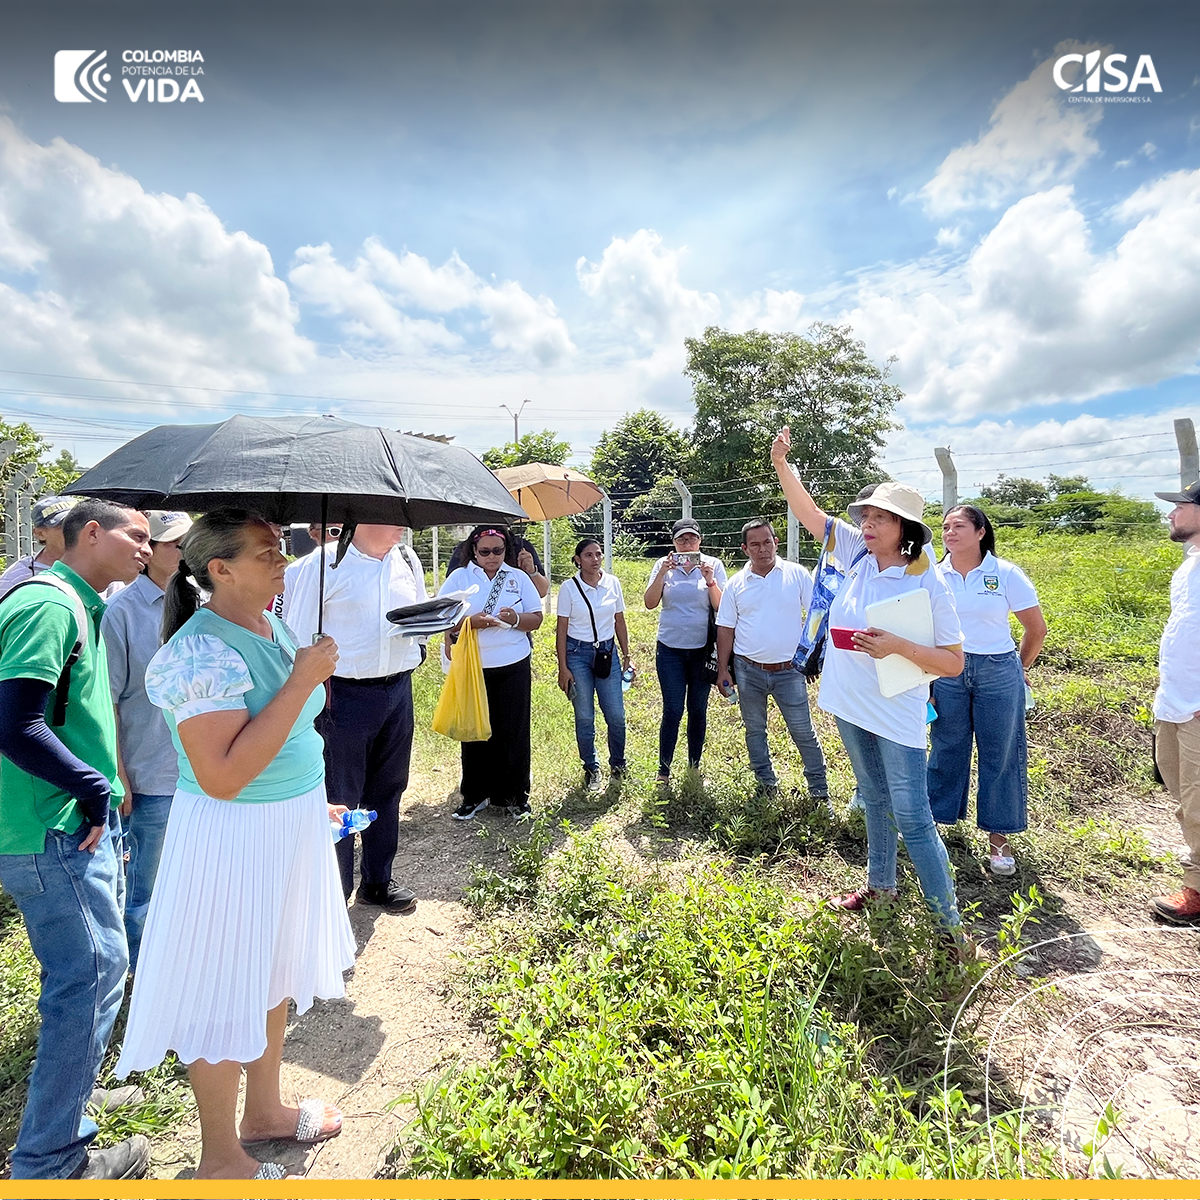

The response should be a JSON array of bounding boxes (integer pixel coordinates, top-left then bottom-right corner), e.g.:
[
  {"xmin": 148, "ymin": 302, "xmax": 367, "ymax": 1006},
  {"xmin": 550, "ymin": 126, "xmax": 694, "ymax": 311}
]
[{"xmin": 476, "ymin": 547, "xmax": 506, "ymax": 557}]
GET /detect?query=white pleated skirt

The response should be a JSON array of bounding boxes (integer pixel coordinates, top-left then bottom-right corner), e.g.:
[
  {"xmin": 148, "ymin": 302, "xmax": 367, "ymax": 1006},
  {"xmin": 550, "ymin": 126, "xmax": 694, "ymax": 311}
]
[{"xmin": 116, "ymin": 781, "xmax": 357, "ymax": 1072}]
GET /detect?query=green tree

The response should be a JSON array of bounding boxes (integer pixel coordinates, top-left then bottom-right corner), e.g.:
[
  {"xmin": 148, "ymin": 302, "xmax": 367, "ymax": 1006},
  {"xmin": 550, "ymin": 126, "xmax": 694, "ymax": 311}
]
[
  {"xmin": 0, "ymin": 420, "xmax": 82, "ymax": 495},
  {"xmin": 1033, "ymin": 489, "xmax": 1161, "ymax": 535},
  {"xmin": 482, "ymin": 429, "xmax": 571, "ymax": 470},
  {"xmin": 684, "ymin": 323, "xmax": 899, "ymax": 506},
  {"xmin": 1047, "ymin": 472, "xmax": 1089, "ymax": 498},
  {"xmin": 589, "ymin": 409, "xmax": 688, "ymax": 499},
  {"xmin": 980, "ymin": 475, "xmax": 1049, "ymax": 509}
]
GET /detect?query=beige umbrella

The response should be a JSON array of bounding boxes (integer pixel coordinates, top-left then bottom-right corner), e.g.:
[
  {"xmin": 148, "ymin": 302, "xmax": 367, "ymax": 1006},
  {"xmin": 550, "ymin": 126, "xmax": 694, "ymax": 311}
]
[{"xmin": 492, "ymin": 463, "xmax": 605, "ymax": 520}]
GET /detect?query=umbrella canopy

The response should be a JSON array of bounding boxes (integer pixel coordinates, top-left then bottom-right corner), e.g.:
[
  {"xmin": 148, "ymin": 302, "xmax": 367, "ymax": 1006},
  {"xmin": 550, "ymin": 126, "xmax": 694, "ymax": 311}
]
[
  {"xmin": 64, "ymin": 414, "xmax": 527, "ymax": 528},
  {"xmin": 492, "ymin": 462, "xmax": 604, "ymax": 521}
]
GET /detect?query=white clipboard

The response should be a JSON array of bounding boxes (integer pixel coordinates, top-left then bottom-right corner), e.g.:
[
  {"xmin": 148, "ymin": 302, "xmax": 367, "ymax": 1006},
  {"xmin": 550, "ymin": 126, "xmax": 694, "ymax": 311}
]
[{"xmin": 865, "ymin": 589, "xmax": 938, "ymax": 698}]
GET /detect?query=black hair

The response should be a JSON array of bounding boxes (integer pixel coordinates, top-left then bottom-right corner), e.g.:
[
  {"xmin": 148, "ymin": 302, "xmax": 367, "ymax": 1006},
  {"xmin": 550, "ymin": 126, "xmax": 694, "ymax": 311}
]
[
  {"xmin": 942, "ymin": 504, "xmax": 996, "ymax": 560},
  {"xmin": 162, "ymin": 509, "xmax": 266, "ymax": 641},
  {"xmin": 572, "ymin": 537, "xmax": 602, "ymax": 566},
  {"xmin": 465, "ymin": 524, "xmax": 516, "ymax": 564},
  {"xmin": 898, "ymin": 517, "xmax": 927, "ymax": 565},
  {"xmin": 61, "ymin": 499, "xmax": 138, "ymax": 549},
  {"xmin": 740, "ymin": 517, "xmax": 776, "ymax": 542}
]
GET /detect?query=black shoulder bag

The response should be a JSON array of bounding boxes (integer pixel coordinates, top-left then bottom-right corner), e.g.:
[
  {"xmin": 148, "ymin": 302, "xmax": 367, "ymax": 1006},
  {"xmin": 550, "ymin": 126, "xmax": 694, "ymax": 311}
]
[{"xmin": 572, "ymin": 577, "xmax": 613, "ymax": 679}]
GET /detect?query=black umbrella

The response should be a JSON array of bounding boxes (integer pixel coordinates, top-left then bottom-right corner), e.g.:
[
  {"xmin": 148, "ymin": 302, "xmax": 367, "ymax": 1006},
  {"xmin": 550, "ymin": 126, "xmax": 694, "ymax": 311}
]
[
  {"xmin": 65, "ymin": 414, "xmax": 528, "ymax": 632},
  {"xmin": 64, "ymin": 414, "xmax": 526, "ymax": 528}
]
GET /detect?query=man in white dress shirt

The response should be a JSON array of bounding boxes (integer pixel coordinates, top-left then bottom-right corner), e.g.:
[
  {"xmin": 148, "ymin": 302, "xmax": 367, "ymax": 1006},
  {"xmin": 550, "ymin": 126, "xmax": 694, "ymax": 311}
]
[
  {"xmin": 284, "ymin": 524, "xmax": 426, "ymax": 911},
  {"xmin": 1149, "ymin": 480, "xmax": 1200, "ymax": 924},
  {"xmin": 715, "ymin": 518, "xmax": 829, "ymax": 800}
]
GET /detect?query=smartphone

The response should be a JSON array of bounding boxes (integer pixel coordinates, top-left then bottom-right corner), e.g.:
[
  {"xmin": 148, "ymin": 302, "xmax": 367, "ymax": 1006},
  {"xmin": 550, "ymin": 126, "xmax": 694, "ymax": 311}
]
[
  {"xmin": 566, "ymin": 679, "xmax": 578, "ymax": 702},
  {"xmin": 674, "ymin": 551, "xmax": 701, "ymax": 569},
  {"xmin": 830, "ymin": 627, "xmax": 867, "ymax": 651}
]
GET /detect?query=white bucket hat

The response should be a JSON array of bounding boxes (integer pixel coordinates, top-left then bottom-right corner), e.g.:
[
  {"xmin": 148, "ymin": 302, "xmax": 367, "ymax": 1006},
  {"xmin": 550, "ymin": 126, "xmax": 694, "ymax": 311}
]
[{"xmin": 847, "ymin": 481, "xmax": 933, "ymax": 543}]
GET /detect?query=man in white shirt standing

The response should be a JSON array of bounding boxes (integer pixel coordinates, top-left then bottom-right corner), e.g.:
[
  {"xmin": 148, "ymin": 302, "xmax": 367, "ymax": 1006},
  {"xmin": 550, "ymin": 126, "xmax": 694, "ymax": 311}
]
[
  {"xmin": 1149, "ymin": 480, "xmax": 1200, "ymax": 924},
  {"xmin": 284, "ymin": 524, "xmax": 426, "ymax": 911},
  {"xmin": 715, "ymin": 518, "xmax": 828, "ymax": 800}
]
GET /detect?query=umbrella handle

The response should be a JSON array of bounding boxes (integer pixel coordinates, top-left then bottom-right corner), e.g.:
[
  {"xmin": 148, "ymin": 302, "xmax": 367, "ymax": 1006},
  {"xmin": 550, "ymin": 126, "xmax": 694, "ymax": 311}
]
[{"xmin": 317, "ymin": 496, "xmax": 327, "ymax": 638}]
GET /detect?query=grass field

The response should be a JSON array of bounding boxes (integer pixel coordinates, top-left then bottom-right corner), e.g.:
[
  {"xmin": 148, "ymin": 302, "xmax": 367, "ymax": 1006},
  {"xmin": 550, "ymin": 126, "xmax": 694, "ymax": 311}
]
[{"xmin": 0, "ymin": 527, "xmax": 1180, "ymax": 1178}]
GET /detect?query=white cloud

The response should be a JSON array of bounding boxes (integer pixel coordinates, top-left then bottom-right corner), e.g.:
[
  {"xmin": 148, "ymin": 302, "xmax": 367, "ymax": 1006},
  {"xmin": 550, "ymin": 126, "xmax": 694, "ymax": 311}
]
[
  {"xmin": 935, "ymin": 227, "xmax": 963, "ymax": 248},
  {"xmin": 290, "ymin": 238, "xmax": 573, "ymax": 366},
  {"xmin": 919, "ymin": 42, "xmax": 1105, "ymax": 216},
  {"xmin": 0, "ymin": 117, "xmax": 313, "ymax": 390},
  {"xmin": 576, "ymin": 229, "xmax": 719, "ymax": 355},
  {"xmin": 728, "ymin": 288, "xmax": 806, "ymax": 333},
  {"xmin": 844, "ymin": 170, "xmax": 1200, "ymax": 420}
]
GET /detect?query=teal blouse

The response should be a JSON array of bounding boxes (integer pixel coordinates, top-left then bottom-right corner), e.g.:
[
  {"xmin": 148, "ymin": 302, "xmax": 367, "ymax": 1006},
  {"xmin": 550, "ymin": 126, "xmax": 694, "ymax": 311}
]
[{"xmin": 144, "ymin": 608, "xmax": 326, "ymax": 803}]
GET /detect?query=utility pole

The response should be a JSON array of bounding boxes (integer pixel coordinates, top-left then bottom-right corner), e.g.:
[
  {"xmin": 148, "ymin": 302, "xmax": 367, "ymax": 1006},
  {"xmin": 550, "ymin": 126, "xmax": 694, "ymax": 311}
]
[{"xmin": 500, "ymin": 400, "xmax": 531, "ymax": 444}]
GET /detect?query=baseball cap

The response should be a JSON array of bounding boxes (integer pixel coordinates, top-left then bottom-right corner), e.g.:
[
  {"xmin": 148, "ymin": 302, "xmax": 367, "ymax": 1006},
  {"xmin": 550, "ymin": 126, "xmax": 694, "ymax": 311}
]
[
  {"xmin": 31, "ymin": 495, "xmax": 78, "ymax": 529},
  {"xmin": 1154, "ymin": 480, "xmax": 1200, "ymax": 505},
  {"xmin": 672, "ymin": 517, "xmax": 701, "ymax": 537},
  {"xmin": 146, "ymin": 510, "xmax": 193, "ymax": 543}
]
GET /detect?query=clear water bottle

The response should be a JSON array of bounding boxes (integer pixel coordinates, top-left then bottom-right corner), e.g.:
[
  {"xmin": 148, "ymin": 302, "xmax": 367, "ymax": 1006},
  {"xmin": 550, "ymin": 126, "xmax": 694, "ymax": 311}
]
[
  {"xmin": 719, "ymin": 679, "xmax": 738, "ymax": 705},
  {"xmin": 1024, "ymin": 684, "xmax": 1035, "ymax": 712},
  {"xmin": 621, "ymin": 666, "xmax": 635, "ymax": 692},
  {"xmin": 330, "ymin": 809, "xmax": 378, "ymax": 841}
]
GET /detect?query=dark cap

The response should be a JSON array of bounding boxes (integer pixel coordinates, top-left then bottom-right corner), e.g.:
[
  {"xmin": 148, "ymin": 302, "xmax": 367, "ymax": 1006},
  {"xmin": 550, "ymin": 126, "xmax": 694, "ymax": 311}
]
[
  {"xmin": 672, "ymin": 517, "xmax": 701, "ymax": 537},
  {"xmin": 31, "ymin": 495, "xmax": 78, "ymax": 529},
  {"xmin": 1154, "ymin": 480, "xmax": 1200, "ymax": 505}
]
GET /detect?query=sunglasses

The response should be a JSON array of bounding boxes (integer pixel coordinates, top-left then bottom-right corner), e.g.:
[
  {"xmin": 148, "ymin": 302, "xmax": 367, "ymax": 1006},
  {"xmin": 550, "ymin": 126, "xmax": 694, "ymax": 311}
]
[{"xmin": 476, "ymin": 546, "xmax": 506, "ymax": 557}]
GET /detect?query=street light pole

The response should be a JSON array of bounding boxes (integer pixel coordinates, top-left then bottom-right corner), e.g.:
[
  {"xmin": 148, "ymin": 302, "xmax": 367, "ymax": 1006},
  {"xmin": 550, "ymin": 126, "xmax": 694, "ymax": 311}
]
[{"xmin": 500, "ymin": 399, "xmax": 530, "ymax": 443}]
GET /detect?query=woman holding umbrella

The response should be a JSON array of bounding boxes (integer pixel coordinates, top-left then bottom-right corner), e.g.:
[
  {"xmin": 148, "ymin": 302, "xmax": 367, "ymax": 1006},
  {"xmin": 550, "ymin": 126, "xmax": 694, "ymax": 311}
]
[{"xmin": 116, "ymin": 511, "xmax": 356, "ymax": 1180}]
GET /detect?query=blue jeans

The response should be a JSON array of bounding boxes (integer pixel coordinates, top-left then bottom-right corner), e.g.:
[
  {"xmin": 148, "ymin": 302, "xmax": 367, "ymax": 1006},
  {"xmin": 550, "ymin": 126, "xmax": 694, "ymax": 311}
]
[
  {"xmin": 927, "ymin": 651, "xmax": 1028, "ymax": 834},
  {"xmin": 0, "ymin": 807, "xmax": 128, "ymax": 1178},
  {"xmin": 656, "ymin": 642, "xmax": 711, "ymax": 775},
  {"xmin": 121, "ymin": 792, "xmax": 173, "ymax": 973},
  {"xmin": 835, "ymin": 718, "xmax": 961, "ymax": 929},
  {"xmin": 735, "ymin": 656, "xmax": 828, "ymax": 794},
  {"xmin": 566, "ymin": 635, "xmax": 626, "ymax": 774}
]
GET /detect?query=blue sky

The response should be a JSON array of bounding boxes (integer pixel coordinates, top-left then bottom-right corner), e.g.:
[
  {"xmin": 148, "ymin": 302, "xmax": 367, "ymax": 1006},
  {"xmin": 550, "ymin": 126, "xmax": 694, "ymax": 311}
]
[{"xmin": 1, "ymin": 1, "xmax": 1198, "ymax": 501}]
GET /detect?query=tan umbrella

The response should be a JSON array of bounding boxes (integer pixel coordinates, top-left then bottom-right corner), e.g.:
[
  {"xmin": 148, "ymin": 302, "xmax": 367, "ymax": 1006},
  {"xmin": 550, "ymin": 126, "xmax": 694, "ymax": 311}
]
[{"xmin": 492, "ymin": 462, "xmax": 605, "ymax": 520}]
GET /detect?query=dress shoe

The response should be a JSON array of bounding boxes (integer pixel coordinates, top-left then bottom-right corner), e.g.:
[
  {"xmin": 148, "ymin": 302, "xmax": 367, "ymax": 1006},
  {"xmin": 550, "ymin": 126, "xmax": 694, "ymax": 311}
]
[{"xmin": 356, "ymin": 881, "xmax": 417, "ymax": 912}]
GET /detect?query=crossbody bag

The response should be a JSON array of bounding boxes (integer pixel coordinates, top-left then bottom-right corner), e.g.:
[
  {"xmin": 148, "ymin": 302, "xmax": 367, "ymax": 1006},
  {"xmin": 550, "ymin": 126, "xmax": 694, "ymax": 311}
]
[{"xmin": 572, "ymin": 576, "xmax": 614, "ymax": 679}]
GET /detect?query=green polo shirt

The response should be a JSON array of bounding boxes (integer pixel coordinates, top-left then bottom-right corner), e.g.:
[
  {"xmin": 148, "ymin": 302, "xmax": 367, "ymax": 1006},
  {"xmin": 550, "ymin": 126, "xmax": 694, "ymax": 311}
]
[{"xmin": 0, "ymin": 561, "xmax": 124, "ymax": 855}]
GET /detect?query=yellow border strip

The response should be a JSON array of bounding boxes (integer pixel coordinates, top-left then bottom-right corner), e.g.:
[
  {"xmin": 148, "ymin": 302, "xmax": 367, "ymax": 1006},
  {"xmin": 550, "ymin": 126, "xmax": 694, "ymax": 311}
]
[{"xmin": 2, "ymin": 1181, "xmax": 1198, "ymax": 1199}]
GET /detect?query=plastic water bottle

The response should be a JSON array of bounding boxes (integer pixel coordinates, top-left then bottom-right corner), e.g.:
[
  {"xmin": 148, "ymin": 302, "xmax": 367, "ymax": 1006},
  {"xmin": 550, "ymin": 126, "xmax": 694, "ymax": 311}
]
[
  {"xmin": 1024, "ymin": 684, "xmax": 1035, "ymax": 712},
  {"xmin": 719, "ymin": 680, "xmax": 738, "ymax": 705},
  {"xmin": 621, "ymin": 666, "xmax": 635, "ymax": 692},
  {"xmin": 330, "ymin": 809, "xmax": 378, "ymax": 841}
]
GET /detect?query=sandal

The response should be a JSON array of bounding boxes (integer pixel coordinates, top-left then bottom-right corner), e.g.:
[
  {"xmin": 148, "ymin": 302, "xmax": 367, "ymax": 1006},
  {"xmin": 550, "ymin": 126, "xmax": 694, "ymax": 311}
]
[
  {"xmin": 240, "ymin": 1098, "xmax": 342, "ymax": 1148},
  {"xmin": 828, "ymin": 886, "xmax": 898, "ymax": 912},
  {"xmin": 988, "ymin": 842, "xmax": 1016, "ymax": 877},
  {"xmin": 253, "ymin": 1163, "xmax": 289, "ymax": 1180}
]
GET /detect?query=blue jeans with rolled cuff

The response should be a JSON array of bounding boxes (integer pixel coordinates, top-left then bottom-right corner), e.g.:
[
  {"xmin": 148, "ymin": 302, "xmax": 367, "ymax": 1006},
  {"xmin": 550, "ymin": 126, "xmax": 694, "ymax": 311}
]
[
  {"xmin": 735, "ymin": 656, "xmax": 828, "ymax": 795},
  {"xmin": 121, "ymin": 791, "xmax": 173, "ymax": 973},
  {"xmin": 566, "ymin": 635, "xmax": 626, "ymax": 775},
  {"xmin": 655, "ymin": 642, "xmax": 711, "ymax": 776},
  {"xmin": 927, "ymin": 650, "xmax": 1028, "ymax": 835},
  {"xmin": 0, "ymin": 806, "xmax": 128, "ymax": 1178},
  {"xmin": 835, "ymin": 717, "xmax": 961, "ymax": 929}
]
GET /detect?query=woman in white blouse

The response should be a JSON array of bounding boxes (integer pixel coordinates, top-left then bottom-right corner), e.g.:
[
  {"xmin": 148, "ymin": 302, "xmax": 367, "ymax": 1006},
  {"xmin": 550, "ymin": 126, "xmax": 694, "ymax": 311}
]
[
  {"xmin": 771, "ymin": 429, "xmax": 969, "ymax": 944},
  {"xmin": 438, "ymin": 526, "xmax": 544, "ymax": 821},
  {"xmin": 928, "ymin": 505, "xmax": 1046, "ymax": 876},
  {"xmin": 556, "ymin": 538, "xmax": 633, "ymax": 791}
]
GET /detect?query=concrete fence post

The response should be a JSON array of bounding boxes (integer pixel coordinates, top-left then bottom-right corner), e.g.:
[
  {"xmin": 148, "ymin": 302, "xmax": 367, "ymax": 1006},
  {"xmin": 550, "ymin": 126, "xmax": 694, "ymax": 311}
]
[
  {"xmin": 934, "ymin": 447, "xmax": 958, "ymax": 512},
  {"xmin": 671, "ymin": 478, "xmax": 692, "ymax": 520},
  {"xmin": 602, "ymin": 490, "xmax": 613, "ymax": 572},
  {"xmin": 1176, "ymin": 418, "xmax": 1198, "ymax": 488}
]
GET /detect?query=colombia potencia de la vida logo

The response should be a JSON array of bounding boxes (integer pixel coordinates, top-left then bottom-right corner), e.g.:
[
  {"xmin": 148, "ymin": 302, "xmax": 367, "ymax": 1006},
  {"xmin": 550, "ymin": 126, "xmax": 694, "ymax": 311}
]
[
  {"xmin": 1053, "ymin": 50, "xmax": 1161, "ymax": 101},
  {"xmin": 54, "ymin": 48, "xmax": 205, "ymax": 103}
]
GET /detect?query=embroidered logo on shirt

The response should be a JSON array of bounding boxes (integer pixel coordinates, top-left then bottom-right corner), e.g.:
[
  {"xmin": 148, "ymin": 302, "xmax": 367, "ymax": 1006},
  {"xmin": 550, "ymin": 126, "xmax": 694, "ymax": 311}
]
[{"xmin": 983, "ymin": 575, "xmax": 999, "ymax": 592}]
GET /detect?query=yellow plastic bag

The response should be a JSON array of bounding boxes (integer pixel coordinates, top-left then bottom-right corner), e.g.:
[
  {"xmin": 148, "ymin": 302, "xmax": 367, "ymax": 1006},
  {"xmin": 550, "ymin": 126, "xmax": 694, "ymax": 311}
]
[{"xmin": 431, "ymin": 620, "xmax": 492, "ymax": 741}]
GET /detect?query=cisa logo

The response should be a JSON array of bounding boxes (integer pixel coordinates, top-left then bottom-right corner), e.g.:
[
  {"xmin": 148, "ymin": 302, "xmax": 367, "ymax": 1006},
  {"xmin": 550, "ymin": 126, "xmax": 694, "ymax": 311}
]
[
  {"xmin": 1053, "ymin": 51, "xmax": 1161, "ymax": 95},
  {"xmin": 54, "ymin": 49, "xmax": 110, "ymax": 102}
]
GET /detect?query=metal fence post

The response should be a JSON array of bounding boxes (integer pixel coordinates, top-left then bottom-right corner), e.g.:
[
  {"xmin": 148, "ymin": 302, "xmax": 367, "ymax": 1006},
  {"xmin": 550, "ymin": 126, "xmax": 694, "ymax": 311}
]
[
  {"xmin": 671, "ymin": 478, "xmax": 692, "ymax": 519},
  {"xmin": 1176, "ymin": 418, "xmax": 1198, "ymax": 488},
  {"xmin": 602, "ymin": 491, "xmax": 613, "ymax": 572},
  {"xmin": 431, "ymin": 526, "xmax": 440, "ymax": 587},
  {"xmin": 4, "ymin": 463, "xmax": 37, "ymax": 565},
  {"xmin": 934, "ymin": 447, "xmax": 958, "ymax": 511},
  {"xmin": 19, "ymin": 476, "xmax": 44, "ymax": 558}
]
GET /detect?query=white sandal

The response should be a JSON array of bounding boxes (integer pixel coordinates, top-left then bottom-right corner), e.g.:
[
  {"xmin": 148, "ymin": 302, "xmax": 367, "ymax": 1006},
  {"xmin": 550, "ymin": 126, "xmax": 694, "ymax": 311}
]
[{"xmin": 989, "ymin": 841, "xmax": 1017, "ymax": 877}]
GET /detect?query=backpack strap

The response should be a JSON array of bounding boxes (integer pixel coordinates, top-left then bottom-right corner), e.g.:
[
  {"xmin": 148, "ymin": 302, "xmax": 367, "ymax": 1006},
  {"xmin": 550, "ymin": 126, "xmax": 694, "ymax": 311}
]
[{"xmin": 1, "ymin": 576, "xmax": 89, "ymax": 727}]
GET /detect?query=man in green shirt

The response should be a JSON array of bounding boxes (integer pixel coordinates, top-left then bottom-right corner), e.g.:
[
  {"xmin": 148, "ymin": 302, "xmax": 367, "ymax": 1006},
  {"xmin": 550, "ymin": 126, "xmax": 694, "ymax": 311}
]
[{"xmin": 0, "ymin": 498, "xmax": 153, "ymax": 1180}]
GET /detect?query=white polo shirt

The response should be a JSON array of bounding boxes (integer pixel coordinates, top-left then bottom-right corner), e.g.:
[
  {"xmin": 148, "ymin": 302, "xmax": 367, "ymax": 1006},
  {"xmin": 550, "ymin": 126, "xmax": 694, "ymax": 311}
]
[
  {"xmin": 1155, "ymin": 544, "xmax": 1200, "ymax": 724},
  {"xmin": 817, "ymin": 519, "xmax": 962, "ymax": 749},
  {"xmin": 716, "ymin": 558, "xmax": 813, "ymax": 664},
  {"xmin": 439, "ymin": 563, "xmax": 541, "ymax": 669},
  {"xmin": 935, "ymin": 552, "xmax": 1040, "ymax": 655},
  {"xmin": 556, "ymin": 572, "xmax": 625, "ymax": 643}
]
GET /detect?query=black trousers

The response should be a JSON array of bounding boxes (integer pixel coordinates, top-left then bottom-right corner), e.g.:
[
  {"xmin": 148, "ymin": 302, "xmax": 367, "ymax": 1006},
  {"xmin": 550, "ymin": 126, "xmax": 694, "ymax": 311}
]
[
  {"xmin": 317, "ymin": 672, "xmax": 414, "ymax": 899},
  {"xmin": 460, "ymin": 655, "xmax": 532, "ymax": 809}
]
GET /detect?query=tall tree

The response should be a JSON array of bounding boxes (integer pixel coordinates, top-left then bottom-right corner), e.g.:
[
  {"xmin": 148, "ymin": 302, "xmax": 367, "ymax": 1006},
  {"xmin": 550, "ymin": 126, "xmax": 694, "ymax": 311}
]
[
  {"xmin": 481, "ymin": 429, "xmax": 571, "ymax": 470},
  {"xmin": 683, "ymin": 323, "xmax": 899, "ymax": 516},
  {"xmin": 590, "ymin": 409, "xmax": 688, "ymax": 501}
]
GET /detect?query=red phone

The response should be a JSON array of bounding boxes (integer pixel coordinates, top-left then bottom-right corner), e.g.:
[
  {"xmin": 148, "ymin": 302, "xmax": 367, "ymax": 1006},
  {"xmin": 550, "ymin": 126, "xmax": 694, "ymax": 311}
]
[{"xmin": 830, "ymin": 627, "xmax": 866, "ymax": 651}]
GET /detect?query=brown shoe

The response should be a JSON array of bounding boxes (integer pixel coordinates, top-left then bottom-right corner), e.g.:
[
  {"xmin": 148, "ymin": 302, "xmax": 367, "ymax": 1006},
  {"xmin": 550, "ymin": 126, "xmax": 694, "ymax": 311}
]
[{"xmin": 1149, "ymin": 886, "xmax": 1200, "ymax": 925}]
